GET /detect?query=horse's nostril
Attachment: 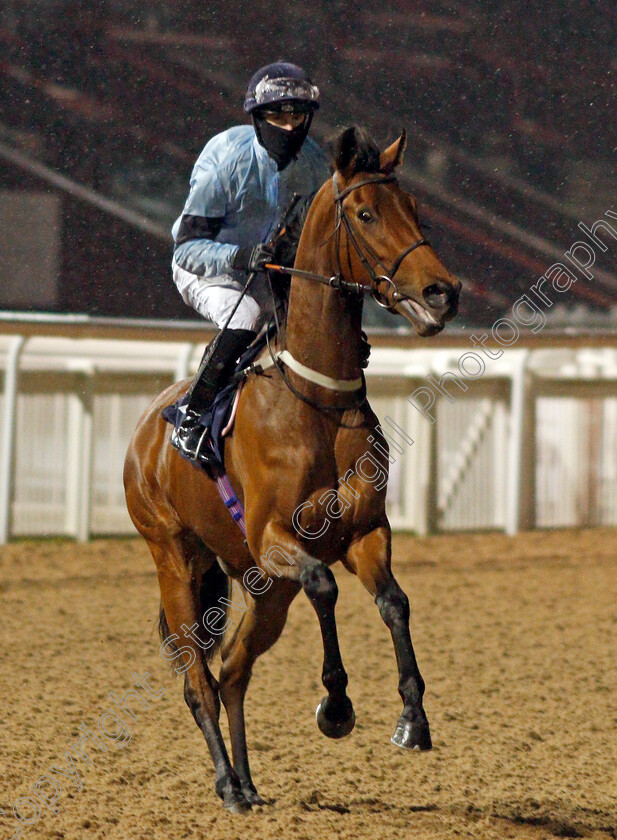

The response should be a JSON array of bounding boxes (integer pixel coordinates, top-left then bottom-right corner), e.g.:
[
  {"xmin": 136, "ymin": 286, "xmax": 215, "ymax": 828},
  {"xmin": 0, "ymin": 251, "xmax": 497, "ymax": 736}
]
[{"xmin": 423, "ymin": 281, "xmax": 453, "ymax": 309}]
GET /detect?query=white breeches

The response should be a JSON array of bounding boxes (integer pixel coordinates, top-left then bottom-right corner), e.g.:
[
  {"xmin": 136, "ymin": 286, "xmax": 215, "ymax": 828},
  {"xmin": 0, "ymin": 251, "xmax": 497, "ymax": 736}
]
[{"xmin": 172, "ymin": 259, "xmax": 275, "ymax": 331}]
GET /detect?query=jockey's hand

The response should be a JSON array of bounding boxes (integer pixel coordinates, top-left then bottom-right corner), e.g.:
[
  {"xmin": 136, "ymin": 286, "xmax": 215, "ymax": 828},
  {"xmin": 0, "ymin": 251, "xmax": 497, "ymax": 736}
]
[{"xmin": 232, "ymin": 243, "xmax": 274, "ymax": 274}]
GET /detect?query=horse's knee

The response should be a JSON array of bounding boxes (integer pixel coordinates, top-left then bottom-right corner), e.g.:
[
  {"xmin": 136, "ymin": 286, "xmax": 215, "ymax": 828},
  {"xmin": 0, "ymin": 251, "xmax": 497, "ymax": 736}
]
[
  {"xmin": 300, "ymin": 562, "xmax": 338, "ymax": 605},
  {"xmin": 184, "ymin": 673, "xmax": 220, "ymax": 722},
  {"xmin": 375, "ymin": 578, "xmax": 410, "ymax": 628},
  {"xmin": 218, "ymin": 651, "xmax": 252, "ymax": 704}
]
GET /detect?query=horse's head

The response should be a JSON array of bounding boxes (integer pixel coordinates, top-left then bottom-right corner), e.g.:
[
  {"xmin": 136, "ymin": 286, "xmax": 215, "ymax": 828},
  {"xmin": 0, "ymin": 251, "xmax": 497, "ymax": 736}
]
[{"xmin": 328, "ymin": 126, "xmax": 461, "ymax": 336}]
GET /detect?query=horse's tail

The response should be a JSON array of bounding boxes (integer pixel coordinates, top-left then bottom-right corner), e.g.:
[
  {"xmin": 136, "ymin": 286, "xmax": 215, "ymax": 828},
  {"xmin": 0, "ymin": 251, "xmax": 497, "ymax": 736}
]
[{"xmin": 158, "ymin": 559, "xmax": 230, "ymax": 668}]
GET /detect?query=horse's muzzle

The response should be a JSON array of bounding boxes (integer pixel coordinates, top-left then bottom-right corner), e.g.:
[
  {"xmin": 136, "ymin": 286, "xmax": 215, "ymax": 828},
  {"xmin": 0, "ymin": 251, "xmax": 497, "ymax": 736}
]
[
  {"xmin": 395, "ymin": 277, "xmax": 461, "ymax": 335},
  {"xmin": 422, "ymin": 278, "xmax": 461, "ymax": 320}
]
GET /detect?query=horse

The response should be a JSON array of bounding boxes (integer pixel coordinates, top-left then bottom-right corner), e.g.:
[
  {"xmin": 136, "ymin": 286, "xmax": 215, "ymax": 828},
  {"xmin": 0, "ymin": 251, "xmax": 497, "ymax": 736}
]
[{"xmin": 124, "ymin": 125, "xmax": 461, "ymax": 814}]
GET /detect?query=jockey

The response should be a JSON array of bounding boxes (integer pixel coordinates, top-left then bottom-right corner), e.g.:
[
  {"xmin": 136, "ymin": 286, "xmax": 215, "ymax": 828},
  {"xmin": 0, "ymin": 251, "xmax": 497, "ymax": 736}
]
[{"xmin": 170, "ymin": 61, "xmax": 329, "ymax": 465}]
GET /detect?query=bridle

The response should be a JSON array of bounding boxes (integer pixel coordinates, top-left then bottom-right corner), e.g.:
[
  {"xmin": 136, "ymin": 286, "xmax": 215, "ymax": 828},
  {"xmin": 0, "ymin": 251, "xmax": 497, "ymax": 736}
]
[
  {"xmin": 266, "ymin": 172, "xmax": 431, "ymax": 311},
  {"xmin": 255, "ymin": 171, "xmax": 432, "ymax": 415},
  {"xmin": 331, "ymin": 172, "xmax": 430, "ymax": 310}
]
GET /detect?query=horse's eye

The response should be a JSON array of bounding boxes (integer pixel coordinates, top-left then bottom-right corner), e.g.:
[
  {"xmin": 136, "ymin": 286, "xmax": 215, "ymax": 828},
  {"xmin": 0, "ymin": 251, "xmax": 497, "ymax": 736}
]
[{"xmin": 358, "ymin": 209, "xmax": 374, "ymax": 223}]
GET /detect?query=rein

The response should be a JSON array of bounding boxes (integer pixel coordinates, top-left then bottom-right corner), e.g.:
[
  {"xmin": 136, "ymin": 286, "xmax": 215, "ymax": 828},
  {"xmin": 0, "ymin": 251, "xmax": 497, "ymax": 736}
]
[{"xmin": 263, "ymin": 264, "xmax": 371, "ymax": 297}]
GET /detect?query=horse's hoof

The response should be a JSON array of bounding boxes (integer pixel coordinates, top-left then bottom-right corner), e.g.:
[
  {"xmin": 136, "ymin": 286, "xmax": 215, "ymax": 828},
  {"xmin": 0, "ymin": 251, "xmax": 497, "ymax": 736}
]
[
  {"xmin": 219, "ymin": 781, "xmax": 253, "ymax": 815},
  {"xmin": 223, "ymin": 792, "xmax": 252, "ymax": 815},
  {"xmin": 241, "ymin": 785, "xmax": 266, "ymax": 806},
  {"xmin": 390, "ymin": 717, "xmax": 432, "ymax": 751},
  {"xmin": 315, "ymin": 696, "xmax": 356, "ymax": 739}
]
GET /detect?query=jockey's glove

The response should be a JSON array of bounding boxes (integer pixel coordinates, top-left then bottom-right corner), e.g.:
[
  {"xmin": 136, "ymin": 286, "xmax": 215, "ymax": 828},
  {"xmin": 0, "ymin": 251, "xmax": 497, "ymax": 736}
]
[{"xmin": 232, "ymin": 243, "xmax": 274, "ymax": 274}]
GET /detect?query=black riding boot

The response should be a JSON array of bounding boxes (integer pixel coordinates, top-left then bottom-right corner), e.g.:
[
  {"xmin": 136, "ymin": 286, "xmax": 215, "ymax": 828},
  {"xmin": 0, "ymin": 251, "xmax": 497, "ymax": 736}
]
[{"xmin": 171, "ymin": 328, "xmax": 256, "ymax": 465}]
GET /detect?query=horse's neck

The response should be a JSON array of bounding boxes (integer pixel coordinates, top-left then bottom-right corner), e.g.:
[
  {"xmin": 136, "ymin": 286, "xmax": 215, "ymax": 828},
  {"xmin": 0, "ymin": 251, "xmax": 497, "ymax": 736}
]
[
  {"xmin": 284, "ymin": 193, "xmax": 364, "ymax": 383},
  {"xmin": 285, "ymin": 282, "xmax": 364, "ymax": 381}
]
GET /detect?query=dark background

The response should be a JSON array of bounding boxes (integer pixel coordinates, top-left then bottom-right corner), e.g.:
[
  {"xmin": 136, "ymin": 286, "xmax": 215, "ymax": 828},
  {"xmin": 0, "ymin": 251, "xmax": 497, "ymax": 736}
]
[{"xmin": 1, "ymin": 0, "xmax": 616, "ymax": 328}]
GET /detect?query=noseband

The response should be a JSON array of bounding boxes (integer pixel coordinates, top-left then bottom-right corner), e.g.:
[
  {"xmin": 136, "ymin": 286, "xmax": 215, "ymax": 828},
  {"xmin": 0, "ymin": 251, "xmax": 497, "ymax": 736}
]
[{"xmin": 332, "ymin": 172, "xmax": 430, "ymax": 310}]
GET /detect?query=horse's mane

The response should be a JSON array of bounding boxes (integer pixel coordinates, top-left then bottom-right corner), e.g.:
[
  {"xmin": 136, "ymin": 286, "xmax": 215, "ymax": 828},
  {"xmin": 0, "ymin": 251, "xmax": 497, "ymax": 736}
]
[{"xmin": 271, "ymin": 191, "xmax": 315, "ymax": 269}]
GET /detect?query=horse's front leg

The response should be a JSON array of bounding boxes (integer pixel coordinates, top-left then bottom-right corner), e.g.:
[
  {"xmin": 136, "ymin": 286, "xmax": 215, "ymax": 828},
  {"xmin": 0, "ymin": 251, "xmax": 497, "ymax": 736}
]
[
  {"xmin": 257, "ymin": 523, "xmax": 355, "ymax": 739},
  {"xmin": 301, "ymin": 556, "xmax": 356, "ymax": 738},
  {"xmin": 346, "ymin": 525, "xmax": 432, "ymax": 751}
]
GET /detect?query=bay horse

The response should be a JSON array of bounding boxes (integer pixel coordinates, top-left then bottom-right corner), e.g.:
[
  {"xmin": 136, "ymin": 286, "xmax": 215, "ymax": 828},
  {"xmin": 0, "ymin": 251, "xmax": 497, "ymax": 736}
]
[{"xmin": 124, "ymin": 126, "xmax": 461, "ymax": 814}]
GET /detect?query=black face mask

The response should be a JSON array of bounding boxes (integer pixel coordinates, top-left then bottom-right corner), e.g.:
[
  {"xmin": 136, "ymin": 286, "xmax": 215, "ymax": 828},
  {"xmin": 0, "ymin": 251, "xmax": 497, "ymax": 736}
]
[{"xmin": 252, "ymin": 112, "xmax": 312, "ymax": 170}]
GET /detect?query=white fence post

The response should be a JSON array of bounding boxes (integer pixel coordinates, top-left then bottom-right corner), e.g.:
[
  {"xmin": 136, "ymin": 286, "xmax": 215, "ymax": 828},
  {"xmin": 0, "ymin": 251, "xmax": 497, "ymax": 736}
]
[
  {"xmin": 65, "ymin": 366, "xmax": 95, "ymax": 541},
  {"xmin": 408, "ymin": 406, "xmax": 435, "ymax": 535},
  {"xmin": 0, "ymin": 335, "xmax": 25, "ymax": 543},
  {"xmin": 175, "ymin": 343, "xmax": 196, "ymax": 382},
  {"xmin": 506, "ymin": 350, "xmax": 532, "ymax": 534}
]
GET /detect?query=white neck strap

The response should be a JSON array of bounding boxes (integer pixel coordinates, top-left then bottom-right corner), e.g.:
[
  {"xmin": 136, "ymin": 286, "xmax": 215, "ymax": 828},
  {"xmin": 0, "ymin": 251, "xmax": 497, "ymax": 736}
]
[{"xmin": 250, "ymin": 349, "xmax": 363, "ymax": 392}]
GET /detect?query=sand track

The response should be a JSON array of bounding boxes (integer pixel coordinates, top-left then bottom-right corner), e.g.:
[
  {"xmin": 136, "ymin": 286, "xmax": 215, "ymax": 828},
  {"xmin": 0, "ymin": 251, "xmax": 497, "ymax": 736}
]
[{"xmin": 1, "ymin": 529, "xmax": 616, "ymax": 839}]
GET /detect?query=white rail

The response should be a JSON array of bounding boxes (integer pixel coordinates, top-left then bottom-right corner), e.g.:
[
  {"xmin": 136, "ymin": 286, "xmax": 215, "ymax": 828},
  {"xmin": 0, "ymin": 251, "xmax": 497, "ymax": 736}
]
[{"xmin": 1, "ymin": 333, "xmax": 616, "ymax": 541}]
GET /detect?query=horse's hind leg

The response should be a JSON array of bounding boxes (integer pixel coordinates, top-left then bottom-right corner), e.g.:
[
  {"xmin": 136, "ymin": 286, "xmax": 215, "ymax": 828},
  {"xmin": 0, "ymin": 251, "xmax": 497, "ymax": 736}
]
[
  {"xmin": 147, "ymin": 534, "xmax": 252, "ymax": 813},
  {"xmin": 346, "ymin": 525, "xmax": 432, "ymax": 751},
  {"xmin": 218, "ymin": 577, "xmax": 300, "ymax": 804}
]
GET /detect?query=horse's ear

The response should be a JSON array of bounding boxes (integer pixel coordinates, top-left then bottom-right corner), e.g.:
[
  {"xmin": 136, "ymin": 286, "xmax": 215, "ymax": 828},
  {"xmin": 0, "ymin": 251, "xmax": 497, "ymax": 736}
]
[
  {"xmin": 328, "ymin": 126, "xmax": 363, "ymax": 178},
  {"xmin": 380, "ymin": 130, "xmax": 407, "ymax": 174},
  {"xmin": 328, "ymin": 126, "xmax": 380, "ymax": 178}
]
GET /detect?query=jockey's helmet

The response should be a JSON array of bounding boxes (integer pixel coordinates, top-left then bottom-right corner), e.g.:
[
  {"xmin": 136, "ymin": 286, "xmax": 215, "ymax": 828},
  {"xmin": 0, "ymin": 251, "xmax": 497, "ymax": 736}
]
[{"xmin": 244, "ymin": 62, "xmax": 320, "ymax": 114}]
